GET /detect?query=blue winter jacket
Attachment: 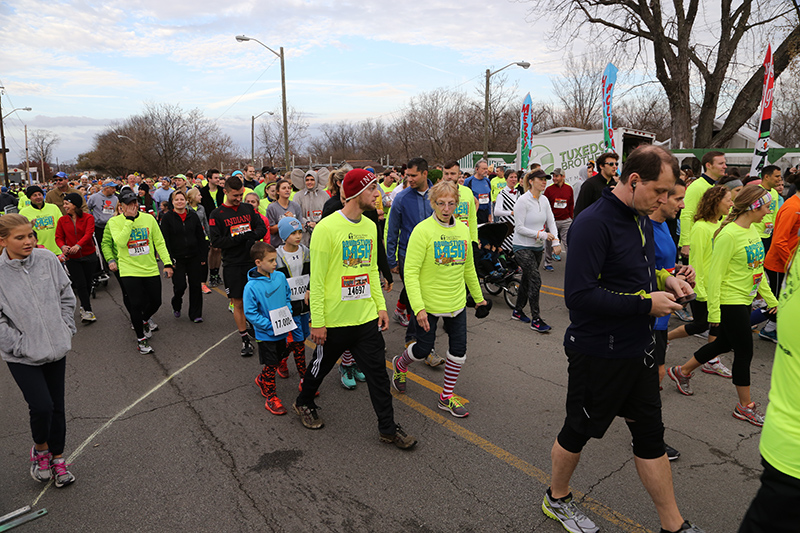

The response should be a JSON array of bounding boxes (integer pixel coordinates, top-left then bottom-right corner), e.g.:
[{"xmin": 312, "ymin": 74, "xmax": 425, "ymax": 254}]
[
  {"xmin": 243, "ymin": 267, "xmax": 292, "ymax": 342},
  {"xmin": 386, "ymin": 181, "xmax": 433, "ymax": 268}
]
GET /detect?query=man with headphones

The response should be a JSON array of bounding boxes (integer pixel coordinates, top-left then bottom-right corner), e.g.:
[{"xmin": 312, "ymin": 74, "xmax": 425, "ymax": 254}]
[{"xmin": 541, "ymin": 145, "xmax": 705, "ymax": 533}]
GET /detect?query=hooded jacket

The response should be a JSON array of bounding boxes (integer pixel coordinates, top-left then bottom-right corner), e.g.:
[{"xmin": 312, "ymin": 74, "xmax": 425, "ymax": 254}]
[
  {"xmin": 0, "ymin": 248, "xmax": 76, "ymax": 365},
  {"xmin": 55, "ymin": 212, "xmax": 96, "ymax": 259},
  {"xmin": 296, "ymin": 175, "xmax": 329, "ymax": 247},
  {"xmin": 243, "ymin": 267, "xmax": 292, "ymax": 341}
]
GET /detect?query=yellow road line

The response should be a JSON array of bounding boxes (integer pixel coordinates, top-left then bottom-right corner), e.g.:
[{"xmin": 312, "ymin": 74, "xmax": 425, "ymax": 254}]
[
  {"xmin": 302, "ymin": 339, "xmax": 468, "ymax": 403},
  {"xmin": 542, "ymin": 284, "xmax": 564, "ymax": 292},
  {"xmin": 393, "ymin": 392, "xmax": 653, "ymax": 533},
  {"xmin": 542, "ymin": 290, "xmax": 564, "ymax": 298}
]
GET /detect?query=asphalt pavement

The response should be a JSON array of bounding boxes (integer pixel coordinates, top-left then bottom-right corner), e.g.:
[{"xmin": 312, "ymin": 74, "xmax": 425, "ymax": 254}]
[{"xmin": 0, "ymin": 258, "xmax": 775, "ymax": 532}]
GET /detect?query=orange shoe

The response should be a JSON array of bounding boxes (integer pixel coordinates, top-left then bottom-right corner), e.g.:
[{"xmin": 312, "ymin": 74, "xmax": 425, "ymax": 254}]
[
  {"xmin": 201, "ymin": 283, "xmax": 212, "ymax": 294},
  {"xmin": 265, "ymin": 396, "xmax": 287, "ymax": 415}
]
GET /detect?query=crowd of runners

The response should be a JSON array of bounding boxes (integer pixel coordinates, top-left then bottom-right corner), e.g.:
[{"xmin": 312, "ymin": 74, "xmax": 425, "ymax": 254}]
[{"xmin": 1, "ymin": 145, "xmax": 799, "ymax": 533}]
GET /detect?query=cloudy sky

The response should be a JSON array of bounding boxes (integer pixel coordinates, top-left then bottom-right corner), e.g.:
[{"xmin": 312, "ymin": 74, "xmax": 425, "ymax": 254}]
[{"xmin": 0, "ymin": 0, "xmax": 579, "ymax": 163}]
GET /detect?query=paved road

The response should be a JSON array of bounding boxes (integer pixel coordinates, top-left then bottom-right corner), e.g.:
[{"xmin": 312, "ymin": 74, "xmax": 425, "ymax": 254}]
[{"xmin": 1, "ymin": 259, "xmax": 774, "ymax": 532}]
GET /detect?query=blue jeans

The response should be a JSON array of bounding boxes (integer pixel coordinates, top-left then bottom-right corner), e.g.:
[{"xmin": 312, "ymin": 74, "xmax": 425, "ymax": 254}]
[{"xmin": 411, "ymin": 310, "xmax": 467, "ymax": 359}]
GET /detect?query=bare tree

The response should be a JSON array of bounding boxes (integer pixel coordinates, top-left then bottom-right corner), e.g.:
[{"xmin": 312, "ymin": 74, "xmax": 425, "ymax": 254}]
[
  {"xmin": 550, "ymin": 53, "xmax": 603, "ymax": 129},
  {"xmin": 28, "ymin": 129, "xmax": 60, "ymax": 166},
  {"xmin": 257, "ymin": 106, "xmax": 309, "ymax": 167},
  {"xmin": 525, "ymin": 0, "xmax": 800, "ymax": 148},
  {"xmin": 616, "ymin": 89, "xmax": 673, "ymax": 140}
]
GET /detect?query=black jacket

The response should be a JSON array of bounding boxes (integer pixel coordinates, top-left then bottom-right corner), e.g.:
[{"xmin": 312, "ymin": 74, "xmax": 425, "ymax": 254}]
[
  {"xmin": 574, "ymin": 173, "xmax": 615, "ymax": 218},
  {"xmin": 199, "ymin": 184, "xmax": 224, "ymax": 219},
  {"xmin": 160, "ymin": 209, "xmax": 208, "ymax": 261},
  {"xmin": 208, "ymin": 203, "xmax": 268, "ymax": 266}
]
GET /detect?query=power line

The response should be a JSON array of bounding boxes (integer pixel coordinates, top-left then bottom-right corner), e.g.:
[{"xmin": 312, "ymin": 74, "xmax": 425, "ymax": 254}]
[{"xmin": 214, "ymin": 56, "xmax": 278, "ymax": 122}]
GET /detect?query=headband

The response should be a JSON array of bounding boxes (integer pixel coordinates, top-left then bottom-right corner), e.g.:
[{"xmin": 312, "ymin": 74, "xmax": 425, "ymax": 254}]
[
  {"xmin": 748, "ymin": 191, "xmax": 772, "ymax": 211},
  {"xmin": 722, "ymin": 179, "xmax": 743, "ymax": 190}
]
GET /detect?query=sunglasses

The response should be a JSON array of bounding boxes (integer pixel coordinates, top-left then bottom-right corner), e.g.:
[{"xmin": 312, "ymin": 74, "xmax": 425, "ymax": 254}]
[{"xmin": 604, "ymin": 162, "xmax": 619, "ymax": 167}]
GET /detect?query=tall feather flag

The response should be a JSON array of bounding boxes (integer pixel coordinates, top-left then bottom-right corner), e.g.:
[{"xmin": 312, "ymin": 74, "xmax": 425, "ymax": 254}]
[
  {"xmin": 601, "ymin": 63, "xmax": 618, "ymax": 152},
  {"xmin": 520, "ymin": 93, "xmax": 534, "ymax": 170},
  {"xmin": 749, "ymin": 44, "xmax": 775, "ymax": 177}
]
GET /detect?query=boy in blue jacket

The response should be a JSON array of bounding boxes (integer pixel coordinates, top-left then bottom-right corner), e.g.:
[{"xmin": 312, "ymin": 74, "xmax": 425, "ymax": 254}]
[{"xmin": 244, "ymin": 241, "xmax": 296, "ymax": 415}]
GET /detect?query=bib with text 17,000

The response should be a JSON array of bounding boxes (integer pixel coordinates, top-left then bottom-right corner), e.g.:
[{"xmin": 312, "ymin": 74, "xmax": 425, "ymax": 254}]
[
  {"xmin": 287, "ymin": 274, "xmax": 309, "ymax": 301},
  {"xmin": 269, "ymin": 306, "xmax": 297, "ymax": 336},
  {"xmin": 341, "ymin": 274, "xmax": 371, "ymax": 301}
]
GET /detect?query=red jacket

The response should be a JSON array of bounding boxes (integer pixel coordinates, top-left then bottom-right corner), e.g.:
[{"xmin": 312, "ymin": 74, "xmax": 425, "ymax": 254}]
[{"xmin": 55, "ymin": 213, "xmax": 96, "ymax": 259}]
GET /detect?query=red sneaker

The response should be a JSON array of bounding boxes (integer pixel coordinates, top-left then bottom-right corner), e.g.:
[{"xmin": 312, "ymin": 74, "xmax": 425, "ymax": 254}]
[
  {"xmin": 265, "ymin": 396, "xmax": 287, "ymax": 415},
  {"xmin": 277, "ymin": 358, "xmax": 289, "ymax": 379}
]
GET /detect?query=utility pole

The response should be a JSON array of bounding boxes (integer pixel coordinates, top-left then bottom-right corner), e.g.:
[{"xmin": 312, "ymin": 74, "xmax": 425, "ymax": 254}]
[
  {"xmin": 280, "ymin": 46, "xmax": 289, "ymax": 170},
  {"xmin": 25, "ymin": 125, "xmax": 30, "ymax": 185},
  {"xmin": 0, "ymin": 89, "xmax": 8, "ymax": 187}
]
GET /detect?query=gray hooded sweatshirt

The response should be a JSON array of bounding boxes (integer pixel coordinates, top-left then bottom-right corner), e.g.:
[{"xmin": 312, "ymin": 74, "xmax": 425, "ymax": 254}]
[{"xmin": 0, "ymin": 248, "xmax": 76, "ymax": 366}]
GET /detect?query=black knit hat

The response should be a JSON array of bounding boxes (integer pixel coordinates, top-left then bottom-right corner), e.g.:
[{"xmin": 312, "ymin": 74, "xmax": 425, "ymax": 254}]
[
  {"xmin": 25, "ymin": 185, "xmax": 44, "ymax": 198},
  {"xmin": 64, "ymin": 192, "xmax": 83, "ymax": 209}
]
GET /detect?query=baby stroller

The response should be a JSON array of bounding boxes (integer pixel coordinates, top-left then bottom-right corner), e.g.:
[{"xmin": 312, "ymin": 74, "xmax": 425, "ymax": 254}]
[{"xmin": 475, "ymin": 222, "xmax": 520, "ymax": 309}]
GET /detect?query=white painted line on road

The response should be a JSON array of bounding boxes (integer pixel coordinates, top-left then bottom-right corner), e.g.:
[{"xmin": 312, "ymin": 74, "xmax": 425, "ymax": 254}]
[{"xmin": 31, "ymin": 330, "xmax": 237, "ymax": 507}]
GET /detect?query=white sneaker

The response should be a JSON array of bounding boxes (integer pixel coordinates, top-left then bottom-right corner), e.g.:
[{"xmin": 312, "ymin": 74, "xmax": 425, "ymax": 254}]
[
  {"xmin": 80, "ymin": 308, "xmax": 97, "ymax": 322},
  {"xmin": 147, "ymin": 318, "xmax": 159, "ymax": 331},
  {"xmin": 701, "ymin": 360, "xmax": 732, "ymax": 378}
]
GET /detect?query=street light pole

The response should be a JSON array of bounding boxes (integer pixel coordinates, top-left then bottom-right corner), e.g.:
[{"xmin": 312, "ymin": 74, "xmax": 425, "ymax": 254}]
[
  {"xmin": 0, "ymin": 90, "xmax": 8, "ymax": 187},
  {"xmin": 236, "ymin": 35, "xmax": 291, "ymax": 170},
  {"xmin": 251, "ymin": 110, "xmax": 274, "ymax": 167},
  {"xmin": 483, "ymin": 61, "xmax": 531, "ymax": 161}
]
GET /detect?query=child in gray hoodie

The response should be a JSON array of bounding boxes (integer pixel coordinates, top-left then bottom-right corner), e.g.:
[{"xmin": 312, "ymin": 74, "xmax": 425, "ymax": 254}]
[{"xmin": 0, "ymin": 214, "xmax": 77, "ymax": 488}]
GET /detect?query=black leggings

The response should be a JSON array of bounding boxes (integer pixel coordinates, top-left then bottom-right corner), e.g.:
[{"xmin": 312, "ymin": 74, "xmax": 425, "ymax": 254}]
[
  {"xmin": 515, "ymin": 247, "xmax": 543, "ymax": 320},
  {"xmin": 7, "ymin": 357, "xmax": 67, "ymax": 456},
  {"xmin": 120, "ymin": 276, "xmax": 162, "ymax": 339},
  {"xmin": 694, "ymin": 305, "xmax": 752, "ymax": 386},
  {"xmin": 65, "ymin": 257, "xmax": 96, "ymax": 311}
]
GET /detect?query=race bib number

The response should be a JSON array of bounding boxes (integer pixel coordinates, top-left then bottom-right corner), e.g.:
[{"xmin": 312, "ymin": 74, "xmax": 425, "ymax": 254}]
[
  {"xmin": 750, "ymin": 273, "xmax": 763, "ymax": 297},
  {"xmin": 554, "ymin": 199, "xmax": 567, "ymax": 210},
  {"xmin": 230, "ymin": 222, "xmax": 251, "ymax": 237},
  {"xmin": 287, "ymin": 274, "xmax": 309, "ymax": 301},
  {"xmin": 127, "ymin": 239, "xmax": 150, "ymax": 256},
  {"xmin": 765, "ymin": 222, "xmax": 774, "ymax": 236},
  {"xmin": 341, "ymin": 274, "xmax": 371, "ymax": 301},
  {"xmin": 311, "ymin": 210, "xmax": 322, "ymax": 220},
  {"xmin": 102, "ymin": 201, "xmax": 115, "ymax": 215},
  {"xmin": 269, "ymin": 306, "xmax": 297, "ymax": 336},
  {"xmin": 478, "ymin": 193, "xmax": 490, "ymax": 205}
]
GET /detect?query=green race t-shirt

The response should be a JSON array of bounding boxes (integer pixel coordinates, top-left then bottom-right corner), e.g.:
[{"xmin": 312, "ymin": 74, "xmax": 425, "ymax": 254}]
[
  {"xmin": 404, "ymin": 215, "xmax": 483, "ymax": 316},
  {"xmin": 454, "ymin": 184, "xmax": 478, "ymax": 243},
  {"xmin": 706, "ymin": 222, "xmax": 778, "ymax": 323},
  {"xmin": 688, "ymin": 219, "xmax": 720, "ymax": 302},
  {"xmin": 760, "ymin": 246, "xmax": 800, "ymax": 479},
  {"xmin": 309, "ymin": 210, "xmax": 386, "ymax": 328},
  {"xmin": 20, "ymin": 203, "xmax": 62, "ymax": 254},
  {"xmin": 751, "ymin": 185, "xmax": 778, "ymax": 239}
]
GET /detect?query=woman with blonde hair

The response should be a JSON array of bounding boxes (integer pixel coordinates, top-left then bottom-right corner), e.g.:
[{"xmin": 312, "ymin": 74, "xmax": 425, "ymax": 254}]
[
  {"xmin": 668, "ymin": 185, "xmax": 778, "ymax": 427},
  {"xmin": 1, "ymin": 214, "xmax": 77, "ymax": 488}
]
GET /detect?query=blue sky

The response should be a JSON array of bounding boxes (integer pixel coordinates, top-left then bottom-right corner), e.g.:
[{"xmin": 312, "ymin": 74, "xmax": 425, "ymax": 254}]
[{"xmin": 0, "ymin": 0, "xmax": 565, "ymax": 163}]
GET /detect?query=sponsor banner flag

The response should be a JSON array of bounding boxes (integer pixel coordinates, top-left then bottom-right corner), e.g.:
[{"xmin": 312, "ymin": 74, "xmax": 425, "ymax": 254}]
[
  {"xmin": 520, "ymin": 93, "xmax": 534, "ymax": 170},
  {"xmin": 601, "ymin": 63, "xmax": 618, "ymax": 152},
  {"xmin": 750, "ymin": 44, "xmax": 774, "ymax": 177}
]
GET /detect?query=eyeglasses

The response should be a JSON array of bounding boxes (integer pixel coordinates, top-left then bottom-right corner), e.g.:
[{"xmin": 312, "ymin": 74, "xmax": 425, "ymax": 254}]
[
  {"xmin": 435, "ymin": 201, "xmax": 457, "ymax": 208},
  {"xmin": 604, "ymin": 162, "xmax": 619, "ymax": 167}
]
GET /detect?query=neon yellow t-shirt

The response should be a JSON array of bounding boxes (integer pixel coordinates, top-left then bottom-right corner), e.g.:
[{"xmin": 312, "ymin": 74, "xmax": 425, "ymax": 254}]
[
  {"xmin": 679, "ymin": 177, "xmax": 713, "ymax": 247},
  {"xmin": 101, "ymin": 212, "xmax": 171, "ymax": 277},
  {"xmin": 309, "ymin": 211, "xmax": 386, "ymax": 328},
  {"xmin": 18, "ymin": 194, "xmax": 31, "ymax": 211},
  {"xmin": 688, "ymin": 219, "xmax": 720, "ymax": 302},
  {"xmin": 490, "ymin": 176, "xmax": 507, "ymax": 202},
  {"xmin": 404, "ymin": 215, "xmax": 483, "ymax": 316},
  {"xmin": 258, "ymin": 197, "xmax": 272, "ymax": 217},
  {"xmin": 454, "ymin": 184, "xmax": 479, "ymax": 243},
  {"xmin": 20, "ymin": 203, "xmax": 62, "ymax": 254},
  {"xmin": 751, "ymin": 185, "xmax": 778, "ymax": 239},
  {"xmin": 760, "ymin": 246, "xmax": 800, "ymax": 479},
  {"xmin": 706, "ymin": 222, "xmax": 778, "ymax": 323}
]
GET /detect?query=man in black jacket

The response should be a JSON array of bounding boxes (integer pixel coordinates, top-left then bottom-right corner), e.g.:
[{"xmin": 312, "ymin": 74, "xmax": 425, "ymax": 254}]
[
  {"xmin": 201, "ymin": 169, "xmax": 225, "ymax": 286},
  {"xmin": 573, "ymin": 151, "xmax": 619, "ymax": 217},
  {"xmin": 209, "ymin": 175, "xmax": 268, "ymax": 357}
]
